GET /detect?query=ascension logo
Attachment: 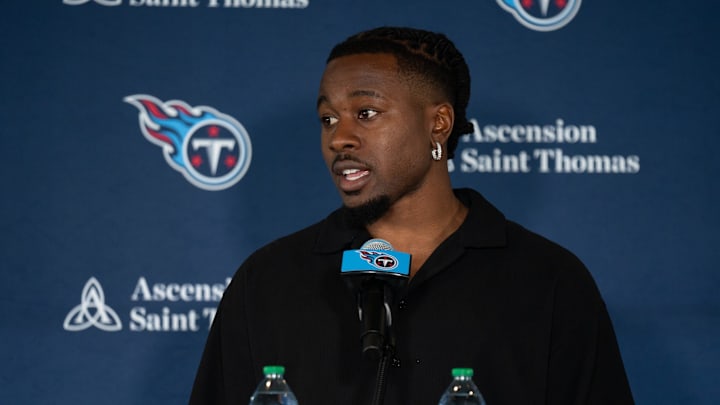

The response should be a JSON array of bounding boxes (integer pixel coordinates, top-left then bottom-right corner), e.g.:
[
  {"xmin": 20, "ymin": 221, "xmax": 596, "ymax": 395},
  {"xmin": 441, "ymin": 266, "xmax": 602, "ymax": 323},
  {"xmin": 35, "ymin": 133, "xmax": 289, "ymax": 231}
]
[
  {"xmin": 125, "ymin": 95, "xmax": 252, "ymax": 191},
  {"xmin": 63, "ymin": 0, "xmax": 121, "ymax": 5},
  {"xmin": 62, "ymin": 0, "xmax": 309, "ymax": 8},
  {"xmin": 496, "ymin": 0, "xmax": 582, "ymax": 32},
  {"xmin": 64, "ymin": 277, "xmax": 123, "ymax": 332}
]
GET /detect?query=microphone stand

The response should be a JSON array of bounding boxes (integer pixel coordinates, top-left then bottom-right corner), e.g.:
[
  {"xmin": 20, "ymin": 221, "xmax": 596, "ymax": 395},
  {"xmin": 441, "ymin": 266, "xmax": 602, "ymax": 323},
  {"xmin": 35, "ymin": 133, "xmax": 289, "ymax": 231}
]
[
  {"xmin": 370, "ymin": 340, "xmax": 394, "ymax": 405},
  {"xmin": 360, "ymin": 280, "xmax": 395, "ymax": 405}
]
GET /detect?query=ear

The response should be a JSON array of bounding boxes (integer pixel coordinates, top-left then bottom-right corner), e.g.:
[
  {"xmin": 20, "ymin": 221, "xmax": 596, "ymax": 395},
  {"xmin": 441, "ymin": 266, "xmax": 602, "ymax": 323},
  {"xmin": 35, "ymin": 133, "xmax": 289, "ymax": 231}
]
[{"xmin": 430, "ymin": 103, "xmax": 455, "ymax": 145}]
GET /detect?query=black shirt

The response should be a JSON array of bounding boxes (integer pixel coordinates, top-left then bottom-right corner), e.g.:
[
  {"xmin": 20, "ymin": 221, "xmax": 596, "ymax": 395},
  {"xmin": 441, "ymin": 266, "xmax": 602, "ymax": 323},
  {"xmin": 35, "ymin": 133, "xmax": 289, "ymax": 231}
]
[{"xmin": 189, "ymin": 188, "xmax": 634, "ymax": 405}]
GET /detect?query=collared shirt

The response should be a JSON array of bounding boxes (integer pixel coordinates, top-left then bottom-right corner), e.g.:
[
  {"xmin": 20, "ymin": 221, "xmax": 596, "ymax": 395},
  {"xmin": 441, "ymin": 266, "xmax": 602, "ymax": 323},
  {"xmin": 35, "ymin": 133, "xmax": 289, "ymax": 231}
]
[{"xmin": 189, "ymin": 188, "xmax": 634, "ymax": 405}]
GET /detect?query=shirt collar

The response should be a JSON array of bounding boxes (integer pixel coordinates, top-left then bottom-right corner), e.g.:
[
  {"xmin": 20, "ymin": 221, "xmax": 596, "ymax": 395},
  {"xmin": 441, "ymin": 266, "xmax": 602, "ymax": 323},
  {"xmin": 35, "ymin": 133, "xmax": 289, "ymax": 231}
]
[{"xmin": 454, "ymin": 188, "xmax": 507, "ymax": 249}]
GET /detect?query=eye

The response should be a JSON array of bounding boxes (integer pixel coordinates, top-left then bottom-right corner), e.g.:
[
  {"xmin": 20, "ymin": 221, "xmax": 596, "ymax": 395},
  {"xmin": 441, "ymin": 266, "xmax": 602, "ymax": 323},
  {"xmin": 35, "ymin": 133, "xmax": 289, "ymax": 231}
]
[
  {"xmin": 320, "ymin": 115, "xmax": 338, "ymax": 127},
  {"xmin": 358, "ymin": 109, "xmax": 379, "ymax": 120}
]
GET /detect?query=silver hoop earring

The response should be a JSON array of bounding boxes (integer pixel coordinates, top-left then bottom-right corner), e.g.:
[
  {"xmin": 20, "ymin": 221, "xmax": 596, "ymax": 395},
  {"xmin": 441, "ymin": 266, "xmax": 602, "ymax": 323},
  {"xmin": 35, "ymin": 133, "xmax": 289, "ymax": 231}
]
[{"xmin": 431, "ymin": 141, "xmax": 443, "ymax": 161}]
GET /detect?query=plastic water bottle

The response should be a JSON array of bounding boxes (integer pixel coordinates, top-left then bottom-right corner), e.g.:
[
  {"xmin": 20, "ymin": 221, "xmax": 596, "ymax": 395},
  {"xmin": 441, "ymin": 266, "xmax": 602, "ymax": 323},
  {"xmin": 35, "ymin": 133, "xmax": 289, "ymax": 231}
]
[
  {"xmin": 249, "ymin": 365, "xmax": 299, "ymax": 405},
  {"xmin": 438, "ymin": 368, "xmax": 487, "ymax": 405}
]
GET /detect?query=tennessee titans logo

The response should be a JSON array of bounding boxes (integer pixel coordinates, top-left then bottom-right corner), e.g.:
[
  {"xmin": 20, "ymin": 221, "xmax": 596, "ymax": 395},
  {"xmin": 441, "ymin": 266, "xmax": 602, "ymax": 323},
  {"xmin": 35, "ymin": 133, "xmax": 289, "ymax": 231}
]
[
  {"xmin": 125, "ymin": 95, "xmax": 252, "ymax": 191},
  {"xmin": 497, "ymin": 0, "xmax": 582, "ymax": 32},
  {"xmin": 359, "ymin": 250, "xmax": 399, "ymax": 270}
]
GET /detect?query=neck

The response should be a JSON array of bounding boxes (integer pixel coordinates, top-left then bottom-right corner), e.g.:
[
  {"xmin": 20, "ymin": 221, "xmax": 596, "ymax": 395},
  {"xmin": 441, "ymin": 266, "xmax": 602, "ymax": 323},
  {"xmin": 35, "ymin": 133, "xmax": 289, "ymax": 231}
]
[{"xmin": 366, "ymin": 185, "xmax": 467, "ymax": 277}]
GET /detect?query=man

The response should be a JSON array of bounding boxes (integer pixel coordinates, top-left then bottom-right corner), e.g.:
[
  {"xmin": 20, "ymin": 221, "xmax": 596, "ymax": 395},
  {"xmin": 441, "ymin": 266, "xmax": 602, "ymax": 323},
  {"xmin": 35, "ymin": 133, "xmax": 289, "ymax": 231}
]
[{"xmin": 189, "ymin": 27, "xmax": 634, "ymax": 405}]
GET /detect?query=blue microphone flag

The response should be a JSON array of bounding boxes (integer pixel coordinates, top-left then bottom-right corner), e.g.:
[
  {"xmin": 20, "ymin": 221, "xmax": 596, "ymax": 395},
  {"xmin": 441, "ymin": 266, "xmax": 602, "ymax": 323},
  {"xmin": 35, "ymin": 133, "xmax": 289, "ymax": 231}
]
[{"xmin": 341, "ymin": 249, "xmax": 411, "ymax": 277}]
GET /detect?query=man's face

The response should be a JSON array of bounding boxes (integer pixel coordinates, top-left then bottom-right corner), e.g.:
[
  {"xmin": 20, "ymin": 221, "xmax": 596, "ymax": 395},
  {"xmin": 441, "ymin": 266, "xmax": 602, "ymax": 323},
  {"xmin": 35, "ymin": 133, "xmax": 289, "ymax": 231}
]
[{"xmin": 317, "ymin": 53, "xmax": 436, "ymax": 214}]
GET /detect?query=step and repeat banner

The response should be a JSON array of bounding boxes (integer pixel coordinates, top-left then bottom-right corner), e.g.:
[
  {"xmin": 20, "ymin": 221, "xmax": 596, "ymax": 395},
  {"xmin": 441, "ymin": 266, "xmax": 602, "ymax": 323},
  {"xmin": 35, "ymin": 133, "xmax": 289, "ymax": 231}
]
[{"xmin": 1, "ymin": 1, "xmax": 718, "ymax": 404}]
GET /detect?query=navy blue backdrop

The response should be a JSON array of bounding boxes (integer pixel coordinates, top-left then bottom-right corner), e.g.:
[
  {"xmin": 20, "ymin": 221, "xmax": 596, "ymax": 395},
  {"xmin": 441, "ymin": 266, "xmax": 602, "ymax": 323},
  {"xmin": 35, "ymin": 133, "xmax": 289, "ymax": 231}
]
[{"xmin": 1, "ymin": 1, "xmax": 718, "ymax": 404}]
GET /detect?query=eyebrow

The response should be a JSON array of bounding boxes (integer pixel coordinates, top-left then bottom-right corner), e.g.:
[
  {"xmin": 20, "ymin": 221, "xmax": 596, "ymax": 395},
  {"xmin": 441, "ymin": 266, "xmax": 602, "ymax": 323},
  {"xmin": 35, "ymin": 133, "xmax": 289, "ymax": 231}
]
[
  {"xmin": 317, "ymin": 89, "xmax": 385, "ymax": 109},
  {"xmin": 350, "ymin": 89, "xmax": 383, "ymax": 99}
]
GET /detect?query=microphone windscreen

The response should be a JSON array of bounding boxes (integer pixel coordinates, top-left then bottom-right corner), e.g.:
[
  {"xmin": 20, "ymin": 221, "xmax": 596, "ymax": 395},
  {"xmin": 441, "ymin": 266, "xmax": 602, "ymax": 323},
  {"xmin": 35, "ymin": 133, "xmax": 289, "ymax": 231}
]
[{"xmin": 360, "ymin": 238, "xmax": 393, "ymax": 251}]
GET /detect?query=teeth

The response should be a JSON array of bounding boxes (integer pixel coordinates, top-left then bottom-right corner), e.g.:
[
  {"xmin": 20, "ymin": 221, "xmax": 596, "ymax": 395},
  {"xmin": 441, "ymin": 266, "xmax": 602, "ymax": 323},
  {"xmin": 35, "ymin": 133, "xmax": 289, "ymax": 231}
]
[{"xmin": 342, "ymin": 168, "xmax": 368, "ymax": 181}]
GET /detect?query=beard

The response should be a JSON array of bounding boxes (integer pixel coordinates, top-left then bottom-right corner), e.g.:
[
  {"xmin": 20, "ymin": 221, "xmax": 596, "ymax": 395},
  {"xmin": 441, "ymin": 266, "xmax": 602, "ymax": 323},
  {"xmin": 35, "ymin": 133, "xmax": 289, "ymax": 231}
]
[{"xmin": 342, "ymin": 194, "xmax": 392, "ymax": 228}]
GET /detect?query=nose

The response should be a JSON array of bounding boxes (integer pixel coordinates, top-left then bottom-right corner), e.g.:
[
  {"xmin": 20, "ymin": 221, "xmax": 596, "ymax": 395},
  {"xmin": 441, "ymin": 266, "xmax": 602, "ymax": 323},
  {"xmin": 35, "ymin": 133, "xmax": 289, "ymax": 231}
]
[{"xmin": 327, "ymin": 119, "xmax": 360, "ymax": 153}]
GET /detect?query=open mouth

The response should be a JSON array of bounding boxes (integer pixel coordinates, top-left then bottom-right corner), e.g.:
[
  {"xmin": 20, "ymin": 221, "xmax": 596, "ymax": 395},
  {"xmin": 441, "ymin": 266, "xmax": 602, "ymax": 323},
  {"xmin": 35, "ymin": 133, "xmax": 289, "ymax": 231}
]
[{"xmin": 342, "ymin": 168, "xmax": 370, "ymax": 181}]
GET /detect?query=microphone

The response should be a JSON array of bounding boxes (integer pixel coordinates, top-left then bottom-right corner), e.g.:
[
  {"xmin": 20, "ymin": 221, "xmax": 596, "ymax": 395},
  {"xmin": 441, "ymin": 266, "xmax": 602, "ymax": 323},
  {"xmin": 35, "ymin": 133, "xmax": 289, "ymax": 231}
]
[{"xmin": 341, "ymin": 239, "xmax": 411, "ymax": 360}]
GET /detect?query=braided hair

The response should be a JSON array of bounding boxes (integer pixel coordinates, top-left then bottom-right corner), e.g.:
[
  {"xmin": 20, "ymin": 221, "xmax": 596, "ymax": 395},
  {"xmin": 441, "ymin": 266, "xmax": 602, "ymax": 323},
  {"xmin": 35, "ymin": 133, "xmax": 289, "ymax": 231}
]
[{"xmin": 327, "ymin": 26, "xmax": 474, "ymax": 159}]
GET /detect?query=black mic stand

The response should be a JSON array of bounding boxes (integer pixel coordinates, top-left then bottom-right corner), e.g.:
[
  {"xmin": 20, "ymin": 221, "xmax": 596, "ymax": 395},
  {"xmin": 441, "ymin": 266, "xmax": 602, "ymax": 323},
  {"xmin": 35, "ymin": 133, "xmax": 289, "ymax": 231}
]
[
  {"xmin": 358, "ymin": 279, "xmax": 397, "ymax": 405},
  {"xmin": 371, "ymin": 341, "xmax": 394, "ymax": 405}
]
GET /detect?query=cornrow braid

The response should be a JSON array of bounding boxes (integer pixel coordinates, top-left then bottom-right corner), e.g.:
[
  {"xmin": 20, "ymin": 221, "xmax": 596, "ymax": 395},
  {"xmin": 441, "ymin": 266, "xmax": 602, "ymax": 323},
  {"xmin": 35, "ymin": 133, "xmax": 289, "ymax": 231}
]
[{"xmin": 327, "ymin": 26, "xmax": 474, "ymax": 159}]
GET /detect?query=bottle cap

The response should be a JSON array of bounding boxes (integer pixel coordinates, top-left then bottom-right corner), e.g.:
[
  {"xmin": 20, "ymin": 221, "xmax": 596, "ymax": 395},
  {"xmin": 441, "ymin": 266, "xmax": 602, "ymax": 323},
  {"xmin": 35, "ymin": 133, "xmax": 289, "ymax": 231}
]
[
  {"xmin": 263, "ymin": 365, "xmax": 285, "ymax": 375},
  {"xmin": 451, "ymin": 368, "xmax": 474, "ymax": 377}
]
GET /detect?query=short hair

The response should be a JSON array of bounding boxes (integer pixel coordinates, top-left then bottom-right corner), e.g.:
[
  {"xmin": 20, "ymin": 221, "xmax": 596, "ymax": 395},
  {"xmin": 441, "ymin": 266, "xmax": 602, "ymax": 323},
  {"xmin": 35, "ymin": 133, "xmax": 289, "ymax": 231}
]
[{"xmin": 327, "ymin": 26, "xmax": 474, "ymax": 158}]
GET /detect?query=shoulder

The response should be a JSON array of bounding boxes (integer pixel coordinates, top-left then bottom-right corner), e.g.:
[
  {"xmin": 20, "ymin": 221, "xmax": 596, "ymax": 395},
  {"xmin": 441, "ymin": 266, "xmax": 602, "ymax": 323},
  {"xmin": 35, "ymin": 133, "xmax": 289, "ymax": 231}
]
[
  {"xmin": 243, "ymin": 218, "xmax": 329, "ymax": 269},
  {"xmin": 231, "ymin": 205, "xmax": 359, "ymax": 279},
  {"xmin": 459, "ymin": 187, "xmax": 587, "ymax": 273},
  {"xmin": 504, "ymin": 220, "xmax": 604, "ymax": 304},
  {"xmin": 462, "ymin": 187, "xmax": 596, "ymax": 290},
  {"xmin": 219, "ymin": 218, "xmax": 331, "ymax": 301},
  {"xmin": 505, "ymin": 220, "xmax": 584, "ymax": 267}
]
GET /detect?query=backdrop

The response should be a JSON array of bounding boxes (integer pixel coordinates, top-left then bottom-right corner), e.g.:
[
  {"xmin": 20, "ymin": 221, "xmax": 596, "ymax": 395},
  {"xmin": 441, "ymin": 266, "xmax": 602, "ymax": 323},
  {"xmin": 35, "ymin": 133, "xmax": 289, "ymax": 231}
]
[{"xmin": 1, "ymin": 1, "xmax": 718, "ymax": 404}]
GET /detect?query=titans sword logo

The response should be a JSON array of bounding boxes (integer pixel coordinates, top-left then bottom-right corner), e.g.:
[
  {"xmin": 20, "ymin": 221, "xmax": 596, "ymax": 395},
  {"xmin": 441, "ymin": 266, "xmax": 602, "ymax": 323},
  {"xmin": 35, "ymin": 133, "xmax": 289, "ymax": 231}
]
[
  {"xmin": 359, "ymin": 250, "xmax": 399, "ymax": 270},
  {"xmin": 125, "ymin": 95, "xmax": 252, "ymax": 191},
  {"xmin": 497, "ymin": 0, "xmax": 582, "ymax": 32}
]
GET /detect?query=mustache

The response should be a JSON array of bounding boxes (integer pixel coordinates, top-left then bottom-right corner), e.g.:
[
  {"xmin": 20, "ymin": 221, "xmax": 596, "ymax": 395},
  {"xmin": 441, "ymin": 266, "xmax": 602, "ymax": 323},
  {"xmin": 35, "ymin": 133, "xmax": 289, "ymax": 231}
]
[{"xmin": 332, "ymin": 153, "xmax": 370, "ymax": 167}]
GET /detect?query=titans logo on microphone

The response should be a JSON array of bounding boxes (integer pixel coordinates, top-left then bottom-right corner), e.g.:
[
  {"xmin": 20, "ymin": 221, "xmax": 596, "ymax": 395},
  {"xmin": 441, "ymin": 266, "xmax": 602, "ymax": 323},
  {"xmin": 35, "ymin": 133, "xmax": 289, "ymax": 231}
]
[
  {"xmin": 497, "ymin": 0, "xmax": 582, "ymax": 32},
  {"xmin": 359, "ymin": 250, "xmax": 399, "ymax": 270},
  {"xmin": 125, "ymin": 94, "xmax": 252, "ymax": 191}
]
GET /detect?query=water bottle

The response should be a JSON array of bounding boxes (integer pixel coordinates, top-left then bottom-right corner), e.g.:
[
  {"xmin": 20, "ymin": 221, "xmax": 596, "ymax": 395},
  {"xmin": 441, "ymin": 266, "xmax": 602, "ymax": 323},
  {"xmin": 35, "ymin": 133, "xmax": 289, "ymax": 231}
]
[
  {"xmin": 249, "ymin": 365, "xmax": 299, "ymax": 405},
  {"xmin": 438, "ymin": 368, "xmax": 487, "ymax": 405}
]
